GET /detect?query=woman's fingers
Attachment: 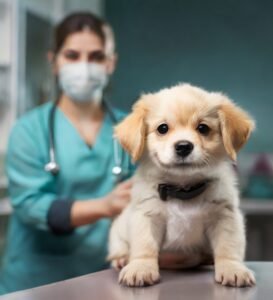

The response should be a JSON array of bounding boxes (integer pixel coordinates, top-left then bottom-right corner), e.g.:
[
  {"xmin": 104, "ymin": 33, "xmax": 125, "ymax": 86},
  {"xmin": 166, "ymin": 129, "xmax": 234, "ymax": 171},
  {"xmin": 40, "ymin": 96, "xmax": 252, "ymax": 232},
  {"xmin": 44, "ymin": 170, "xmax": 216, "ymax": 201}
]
[
  {"xmin": 107, "ymin": 178, "xmax": 134, "ymax": 216},
  {"xmin": 116, "ymin": 180, "xmax": 133, "ymax": 197},
  {"xmin": 118, "ymin": 178, "xmax": 133, "ymax": 189},
  {"xmin": 117, "ymin": 190, "xmax": 131, "ymax": 203},
  {"xmin": 118, "ymin": 188, "xmax": 131, "ymax": 196}
]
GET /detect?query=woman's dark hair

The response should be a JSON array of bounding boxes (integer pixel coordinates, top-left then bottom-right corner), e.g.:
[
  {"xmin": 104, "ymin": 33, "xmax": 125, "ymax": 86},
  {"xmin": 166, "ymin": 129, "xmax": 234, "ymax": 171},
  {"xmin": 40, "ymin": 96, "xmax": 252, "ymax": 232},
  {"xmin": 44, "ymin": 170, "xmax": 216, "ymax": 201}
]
[{"xmin": 53, "ymin": 12, "xmax": 106, "ymax": 54}]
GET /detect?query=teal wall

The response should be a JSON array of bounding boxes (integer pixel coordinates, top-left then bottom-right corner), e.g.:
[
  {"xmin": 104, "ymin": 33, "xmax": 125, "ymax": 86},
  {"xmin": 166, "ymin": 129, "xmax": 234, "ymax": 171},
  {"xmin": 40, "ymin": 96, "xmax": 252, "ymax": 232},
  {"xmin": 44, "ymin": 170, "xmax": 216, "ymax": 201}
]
[{"xmin": 105, "ymin": 0, "xmax": 273, "ymax": 152}]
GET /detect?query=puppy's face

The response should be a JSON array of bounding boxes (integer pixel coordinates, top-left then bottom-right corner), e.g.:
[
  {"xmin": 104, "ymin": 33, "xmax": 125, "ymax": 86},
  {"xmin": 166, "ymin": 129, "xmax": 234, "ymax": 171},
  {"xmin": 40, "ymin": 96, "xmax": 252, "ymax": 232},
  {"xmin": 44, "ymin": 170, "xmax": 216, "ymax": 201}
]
[
  {"xmin": 145, "ymin": 91, "xmax": 222, "ymax": 169},
  {"xmin": 115, "ymin": 84, "xmax": 255, "ymax": 171}
]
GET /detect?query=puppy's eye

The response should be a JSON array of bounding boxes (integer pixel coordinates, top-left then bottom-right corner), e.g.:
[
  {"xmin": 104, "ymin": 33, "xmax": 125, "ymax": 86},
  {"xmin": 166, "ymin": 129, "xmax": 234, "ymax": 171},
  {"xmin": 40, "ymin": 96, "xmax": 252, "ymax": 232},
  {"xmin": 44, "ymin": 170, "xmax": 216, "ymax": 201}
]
[
  {"xmin": 157, "ymin": 123, "xmax": 169, "ymax": 135},
  {"xmin": 197, "ymin": 124, "xmax": 210, "ymax": 135}
]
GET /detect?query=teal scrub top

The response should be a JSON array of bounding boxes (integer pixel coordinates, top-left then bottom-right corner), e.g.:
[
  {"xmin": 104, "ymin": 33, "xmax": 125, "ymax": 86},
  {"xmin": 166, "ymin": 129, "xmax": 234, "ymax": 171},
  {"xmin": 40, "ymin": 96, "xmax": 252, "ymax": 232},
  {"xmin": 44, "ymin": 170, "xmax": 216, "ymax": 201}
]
[{"xmin": 0, "ymin": 102, "xmax": 133, "ymax": 294}]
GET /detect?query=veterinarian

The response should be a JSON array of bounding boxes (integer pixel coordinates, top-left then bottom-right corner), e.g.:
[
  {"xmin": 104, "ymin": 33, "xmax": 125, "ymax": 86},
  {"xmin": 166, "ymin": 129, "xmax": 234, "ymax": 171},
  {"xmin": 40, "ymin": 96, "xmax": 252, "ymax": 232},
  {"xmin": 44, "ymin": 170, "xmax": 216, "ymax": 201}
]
[{"xmin": 0, "ymin": 12, "xmax": 134, "ymax": 294}]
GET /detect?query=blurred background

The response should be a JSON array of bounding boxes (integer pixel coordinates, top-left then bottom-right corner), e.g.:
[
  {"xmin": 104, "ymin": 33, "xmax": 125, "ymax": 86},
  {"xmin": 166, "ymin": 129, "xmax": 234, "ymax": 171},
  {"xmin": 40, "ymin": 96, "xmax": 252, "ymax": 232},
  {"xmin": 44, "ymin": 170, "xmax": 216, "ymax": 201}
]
[{"xmin": 0, "ymin": 0, "xmax": 273, "ymax": 260}]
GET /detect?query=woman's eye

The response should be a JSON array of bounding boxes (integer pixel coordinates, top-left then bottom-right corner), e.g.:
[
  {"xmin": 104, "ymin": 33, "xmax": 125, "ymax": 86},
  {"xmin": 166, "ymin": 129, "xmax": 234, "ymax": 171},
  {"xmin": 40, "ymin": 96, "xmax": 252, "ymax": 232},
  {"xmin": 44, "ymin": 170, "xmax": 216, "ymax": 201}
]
[
  {"xmin": 157, "ymin": 123, "xmax": 169, "ymax": 135},
  {"xmin": 88, "ymin": 51, "xmax": 106, "ymax": 63},
  {"xmin": 63, "ymin": 51, "xmax": 80, "ymax": 61},
  {"xmin": 197, "ymin": 123, "xmax": 210, "ymax": 135}
]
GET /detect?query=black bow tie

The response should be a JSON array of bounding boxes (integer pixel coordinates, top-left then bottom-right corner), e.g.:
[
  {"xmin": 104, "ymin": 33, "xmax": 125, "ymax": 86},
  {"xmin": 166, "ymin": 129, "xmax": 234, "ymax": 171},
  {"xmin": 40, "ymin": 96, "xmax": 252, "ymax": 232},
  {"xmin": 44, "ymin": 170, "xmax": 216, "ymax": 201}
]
[{"xmin": 158, "ymin": 180, "xmax": 211, "ymax": 201}]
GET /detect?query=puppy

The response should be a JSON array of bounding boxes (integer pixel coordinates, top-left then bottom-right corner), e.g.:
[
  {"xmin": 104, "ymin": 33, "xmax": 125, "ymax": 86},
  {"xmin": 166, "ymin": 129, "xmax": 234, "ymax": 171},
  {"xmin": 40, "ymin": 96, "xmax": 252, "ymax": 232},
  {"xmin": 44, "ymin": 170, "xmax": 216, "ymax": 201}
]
[{"xmin": 108, "ymin": 84, "xmax": 256, "ymax": 288}]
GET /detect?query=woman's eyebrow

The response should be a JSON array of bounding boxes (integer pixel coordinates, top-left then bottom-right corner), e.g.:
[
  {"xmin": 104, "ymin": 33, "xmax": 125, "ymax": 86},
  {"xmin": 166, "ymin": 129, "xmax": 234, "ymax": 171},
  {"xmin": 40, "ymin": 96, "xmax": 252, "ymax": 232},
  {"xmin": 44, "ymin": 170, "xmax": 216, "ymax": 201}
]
[
  {"xmin": 63, "ymin": 49, "xmax": 80, "ymax": 52},
  {"xmin": 88, "ymin": 49, "xmax": 105, "ymax": 53}
]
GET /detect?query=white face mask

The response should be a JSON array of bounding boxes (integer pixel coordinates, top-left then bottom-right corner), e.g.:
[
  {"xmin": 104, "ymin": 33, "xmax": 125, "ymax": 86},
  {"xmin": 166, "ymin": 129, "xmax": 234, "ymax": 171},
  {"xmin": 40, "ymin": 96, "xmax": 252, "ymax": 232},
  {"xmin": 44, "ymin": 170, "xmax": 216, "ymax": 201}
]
[{"xmin": 58, "ymin": 62, "xmax": 108, "ymax": 104}]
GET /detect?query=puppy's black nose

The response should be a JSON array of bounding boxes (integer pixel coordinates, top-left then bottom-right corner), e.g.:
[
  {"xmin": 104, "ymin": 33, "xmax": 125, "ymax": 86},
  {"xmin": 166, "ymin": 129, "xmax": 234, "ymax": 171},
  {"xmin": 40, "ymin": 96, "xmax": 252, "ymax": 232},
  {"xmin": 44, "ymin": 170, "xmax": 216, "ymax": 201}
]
[{"xmin": 175, "ymin": 140, "xmax": 194, "ymax": 158}]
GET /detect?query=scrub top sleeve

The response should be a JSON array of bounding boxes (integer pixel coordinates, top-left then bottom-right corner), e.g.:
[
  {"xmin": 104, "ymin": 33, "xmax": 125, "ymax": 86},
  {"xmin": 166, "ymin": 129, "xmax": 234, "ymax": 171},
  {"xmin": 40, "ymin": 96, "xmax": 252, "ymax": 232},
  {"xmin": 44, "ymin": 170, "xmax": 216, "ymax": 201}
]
[
  {"xmin": 6, "ymin": 122, "xmax": 61, "ymax": 231},
  {"xmin": 47, "ymin": 200, "xmax": 74, "ymax": 235}
]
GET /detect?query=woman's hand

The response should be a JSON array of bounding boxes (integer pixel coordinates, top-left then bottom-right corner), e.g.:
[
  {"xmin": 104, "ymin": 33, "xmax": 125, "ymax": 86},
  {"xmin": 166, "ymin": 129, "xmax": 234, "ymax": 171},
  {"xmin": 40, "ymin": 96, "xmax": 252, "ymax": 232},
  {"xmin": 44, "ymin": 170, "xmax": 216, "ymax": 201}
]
[
  {"xmin": 71, "ymin": 179, "xmax": 133, "ymax": 227},
  {"xmin": 103, "ymin": 179, "xmax": 133, "ymax": 218}
]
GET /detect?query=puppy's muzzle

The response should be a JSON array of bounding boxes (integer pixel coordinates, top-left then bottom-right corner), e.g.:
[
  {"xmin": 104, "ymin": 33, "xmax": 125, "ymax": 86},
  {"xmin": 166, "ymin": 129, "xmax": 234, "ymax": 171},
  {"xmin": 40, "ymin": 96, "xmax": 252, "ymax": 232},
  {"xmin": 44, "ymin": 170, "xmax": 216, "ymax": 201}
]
[{"xmin": 175, "ymin": 140, "xmax": 194, "ymax": 158}]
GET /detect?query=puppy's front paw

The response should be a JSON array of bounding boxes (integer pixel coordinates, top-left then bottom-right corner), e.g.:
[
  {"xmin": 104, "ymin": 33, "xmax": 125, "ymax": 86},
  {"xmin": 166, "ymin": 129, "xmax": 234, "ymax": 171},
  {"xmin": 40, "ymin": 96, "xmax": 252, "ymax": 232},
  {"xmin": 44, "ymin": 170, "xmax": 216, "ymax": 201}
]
[
  {"xmin": 119, "ymin": 259, "xmax": 160, "ymax": 287},
  {"xmin": 215, "ymin": 260, "xmax": 256, "ymax": 287}
]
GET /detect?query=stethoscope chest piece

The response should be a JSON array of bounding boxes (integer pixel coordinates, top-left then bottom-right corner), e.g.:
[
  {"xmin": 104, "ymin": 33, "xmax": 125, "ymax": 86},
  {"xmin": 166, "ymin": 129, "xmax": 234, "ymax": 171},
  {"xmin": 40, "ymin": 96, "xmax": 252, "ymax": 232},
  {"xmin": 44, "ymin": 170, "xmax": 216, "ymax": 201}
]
[
  {"xmin": 44, "ymin": 161, "xmax": 60, "ymax": 175},
  {"xmin": 112, "ymin": 165, "xmax": 122, "ymax": 176}
]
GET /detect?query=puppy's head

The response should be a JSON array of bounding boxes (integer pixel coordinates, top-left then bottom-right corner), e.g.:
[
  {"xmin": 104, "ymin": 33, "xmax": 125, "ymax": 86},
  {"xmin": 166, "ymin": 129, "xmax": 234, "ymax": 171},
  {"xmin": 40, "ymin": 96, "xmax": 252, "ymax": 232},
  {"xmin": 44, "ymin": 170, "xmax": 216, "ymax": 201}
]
[{"xmin": 115, "ymin": 84, "xmax": 255, "ymax": 170}]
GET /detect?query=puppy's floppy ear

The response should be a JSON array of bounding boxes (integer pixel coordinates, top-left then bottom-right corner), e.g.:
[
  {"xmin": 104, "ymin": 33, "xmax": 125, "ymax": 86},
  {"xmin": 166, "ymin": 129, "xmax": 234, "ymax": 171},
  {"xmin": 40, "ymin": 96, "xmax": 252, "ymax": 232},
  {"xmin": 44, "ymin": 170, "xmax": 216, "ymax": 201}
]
[
  {"xmin": 217, "ymin": 94, "xmax": 255, "ymax": 161},
  {"xmin": 115, "ymin": 96, "xmax": 149, "ymax": 162}
]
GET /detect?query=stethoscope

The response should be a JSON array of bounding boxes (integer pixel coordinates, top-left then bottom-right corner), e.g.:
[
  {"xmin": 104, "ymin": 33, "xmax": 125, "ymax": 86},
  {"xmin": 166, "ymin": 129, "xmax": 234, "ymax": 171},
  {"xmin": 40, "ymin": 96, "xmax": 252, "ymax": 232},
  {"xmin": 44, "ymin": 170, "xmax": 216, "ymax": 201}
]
[{"xmin": 44, "ymin": 98, "xmax": 126, "ymax": 183}]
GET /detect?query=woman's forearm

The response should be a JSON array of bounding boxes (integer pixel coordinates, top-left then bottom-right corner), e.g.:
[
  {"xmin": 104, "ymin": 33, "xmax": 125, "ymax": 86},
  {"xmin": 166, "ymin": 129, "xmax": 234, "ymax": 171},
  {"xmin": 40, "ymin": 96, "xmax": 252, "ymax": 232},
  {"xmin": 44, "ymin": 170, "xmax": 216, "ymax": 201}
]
[{"xmin": 71, "ymin": 198, "xmax": 111, "ymax": 227}]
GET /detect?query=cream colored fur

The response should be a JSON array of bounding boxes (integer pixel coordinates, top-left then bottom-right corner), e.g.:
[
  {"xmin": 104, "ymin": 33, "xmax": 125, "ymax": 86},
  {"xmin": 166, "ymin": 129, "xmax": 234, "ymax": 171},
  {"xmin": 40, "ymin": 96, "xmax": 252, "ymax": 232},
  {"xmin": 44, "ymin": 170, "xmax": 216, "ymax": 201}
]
[{"xmin": 108, "ymin": 84, "xmax": 256, "ymax": 288}]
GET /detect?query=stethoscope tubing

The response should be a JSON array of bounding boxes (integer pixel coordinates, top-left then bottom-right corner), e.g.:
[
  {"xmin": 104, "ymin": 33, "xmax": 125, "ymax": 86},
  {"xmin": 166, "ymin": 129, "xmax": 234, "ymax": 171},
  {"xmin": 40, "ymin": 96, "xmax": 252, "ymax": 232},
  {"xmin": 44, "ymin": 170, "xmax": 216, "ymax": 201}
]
[{"xmin": 45, "ymin": 98, "xmax": 125, "ymax": 182}]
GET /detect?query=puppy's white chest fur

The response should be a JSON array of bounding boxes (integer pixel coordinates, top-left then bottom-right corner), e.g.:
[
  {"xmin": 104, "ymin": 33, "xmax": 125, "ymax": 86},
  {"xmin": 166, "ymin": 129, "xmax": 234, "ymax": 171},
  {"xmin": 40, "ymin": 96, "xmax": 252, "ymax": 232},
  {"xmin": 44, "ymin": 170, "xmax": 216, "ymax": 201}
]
[{"xmin": 162, "ymin": 200, "xmax": 206, "ymax": 252}]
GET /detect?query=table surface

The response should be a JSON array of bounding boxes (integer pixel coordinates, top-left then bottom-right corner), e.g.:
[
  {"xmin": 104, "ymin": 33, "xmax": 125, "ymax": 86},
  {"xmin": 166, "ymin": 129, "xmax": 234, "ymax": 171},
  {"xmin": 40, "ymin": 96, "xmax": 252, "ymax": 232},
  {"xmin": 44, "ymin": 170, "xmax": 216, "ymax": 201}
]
[{"xmin": 1, "ymin": 262, "xmax": 273, "ymax": 300}]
